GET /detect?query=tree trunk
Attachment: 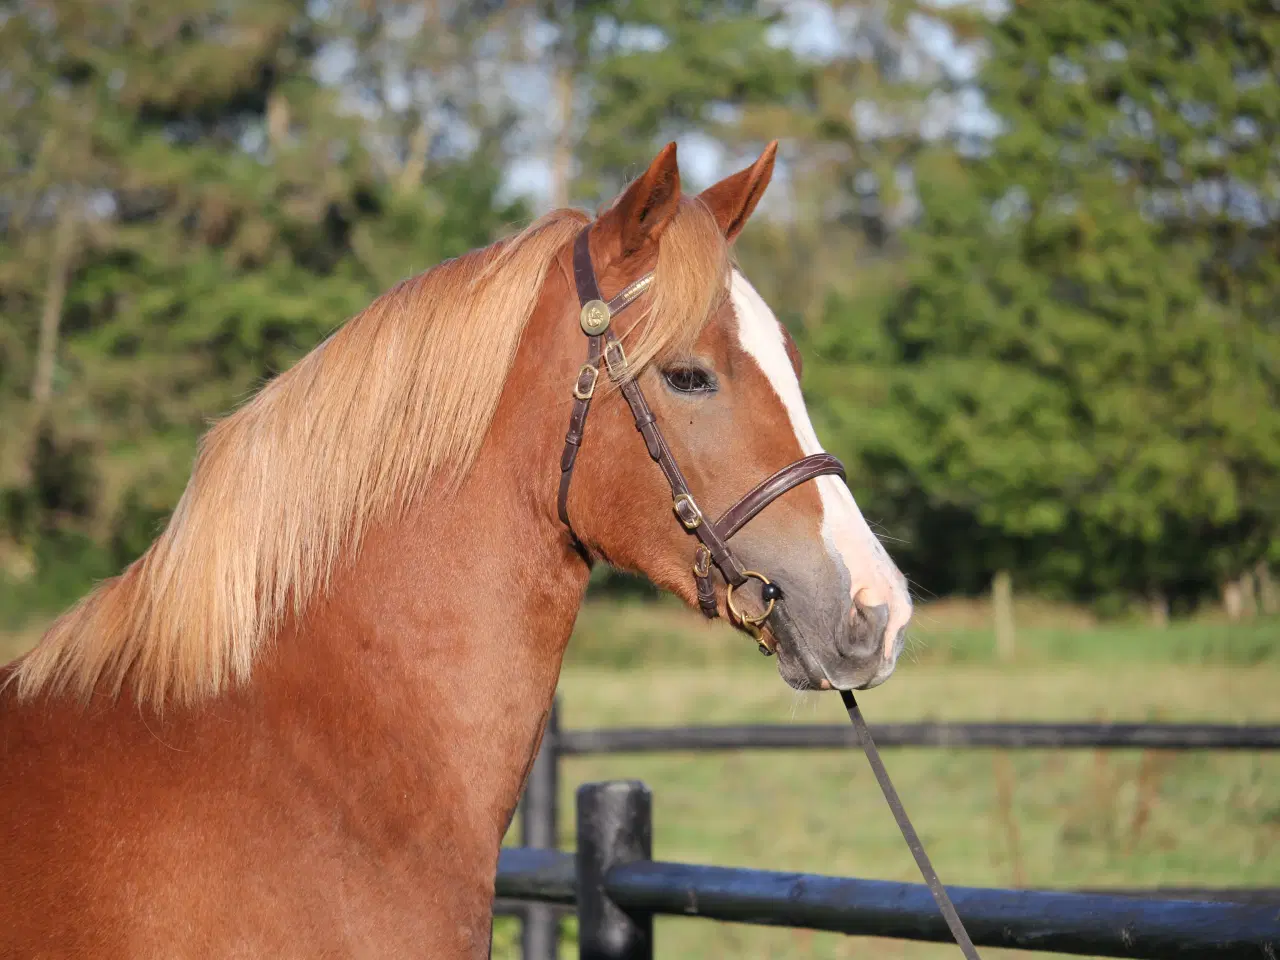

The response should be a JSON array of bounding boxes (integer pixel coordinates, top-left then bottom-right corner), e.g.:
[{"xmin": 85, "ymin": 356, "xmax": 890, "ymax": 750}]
[
  {"xmin": 993, "ymin": 569, "xmax": 1015, "ymax": 661},
  {"xmin": 1147, "ymin": 590, "xmax": 1169, "ymax": 628},
  {"xmin": 398, "ymin": 121, "xmax": 433, "ymax": 195},
  {"xmin": 266, "ymin": 91, "xmax": 290, "ymax": 151},
  {"xmin": 1238, "ymin": 571, "xmax": 1257, "ymax": 620},
  {"xmin": 1222, "ymin": 578, "xmax": 1243, "ymax": 622},
  {"xmin": 1257, "ymin": 561, "xmax": 1278, "ymax": 617},
  {"xmin": 550, "ymin": 62, "xmax": 574, "ymax": 210},
  {"xmin": 31, "ymin": 199, "xmax": 77, "ymax": 410}
]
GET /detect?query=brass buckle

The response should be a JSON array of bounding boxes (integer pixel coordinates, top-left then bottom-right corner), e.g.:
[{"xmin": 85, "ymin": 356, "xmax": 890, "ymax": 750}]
[
  {"xmin": 604, "ymin": 340, "xmax": 629, "ymax": 381},
  {"xmin": 572, "ymin": 363, "xmax": 599, "ymax": 401},
  {"xmin": 673, "ymin": 493, "xmax": 703, "ymax": 530},
  {"xmin": 692, "ymin": 545, "xmax": 712, "ymax": 578}
]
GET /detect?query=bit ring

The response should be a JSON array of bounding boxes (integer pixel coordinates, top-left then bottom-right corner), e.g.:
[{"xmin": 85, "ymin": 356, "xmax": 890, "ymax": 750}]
[{"xmin": 726, "ymin": 570, "xmax": 777, "ymax": 628}]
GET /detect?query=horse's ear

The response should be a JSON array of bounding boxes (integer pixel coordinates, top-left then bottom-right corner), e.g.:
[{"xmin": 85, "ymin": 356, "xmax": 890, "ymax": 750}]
[
  {"xmin": 608, "ymin": 141, "xmax": 682, "ymax": 256},
  {"xmin": 697, "ymin": 140, "xmax": 778, "ymax": 243}
]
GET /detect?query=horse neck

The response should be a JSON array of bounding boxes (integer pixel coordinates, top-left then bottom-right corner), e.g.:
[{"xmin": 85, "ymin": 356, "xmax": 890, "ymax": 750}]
[{"xmin": 254, "ymin": 301, "xmax": 588, "ymax": 862}]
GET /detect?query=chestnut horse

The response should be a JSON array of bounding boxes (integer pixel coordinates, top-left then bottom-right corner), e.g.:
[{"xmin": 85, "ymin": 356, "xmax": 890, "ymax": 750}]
[{"xmin": 0, "ymin": 142, "xmax": 911, "ymax": 958}]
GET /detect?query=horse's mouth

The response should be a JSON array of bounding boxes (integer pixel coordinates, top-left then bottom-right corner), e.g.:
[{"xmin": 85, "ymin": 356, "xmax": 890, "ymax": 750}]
[{"xmin": 768, "ymin": 602, "xmax": 886, "ymax": 692}]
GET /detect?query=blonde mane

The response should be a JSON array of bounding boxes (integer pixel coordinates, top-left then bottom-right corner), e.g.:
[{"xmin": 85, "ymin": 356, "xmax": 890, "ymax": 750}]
[{"xmin": 13, "ymin": 198, "xmax": 729, "ymax": 708}]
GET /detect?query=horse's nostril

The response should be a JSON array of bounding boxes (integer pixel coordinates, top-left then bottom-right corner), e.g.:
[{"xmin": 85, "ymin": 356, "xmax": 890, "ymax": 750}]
[
  {"xmin": 838, "ymin": 600, "xmax": 890, "ymax": 660},
  {"xmin": 858, "ymin": 601, "xmax": 890, "ymax": 639}
]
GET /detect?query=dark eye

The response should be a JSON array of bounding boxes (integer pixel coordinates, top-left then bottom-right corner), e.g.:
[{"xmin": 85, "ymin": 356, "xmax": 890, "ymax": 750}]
[{"xmin": 662, "ymin": 364, "xmax": 717, "ymax": 395}]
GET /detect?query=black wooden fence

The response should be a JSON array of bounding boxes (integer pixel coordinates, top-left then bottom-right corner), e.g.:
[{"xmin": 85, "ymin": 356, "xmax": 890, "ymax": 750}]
[
  {"xmin": 497, "ymin": 779, "xmax": 1280, "ymax": 959},
  {"xmin": 501, "ymin": 698, "xmax": 1280, "ymax": 959}
]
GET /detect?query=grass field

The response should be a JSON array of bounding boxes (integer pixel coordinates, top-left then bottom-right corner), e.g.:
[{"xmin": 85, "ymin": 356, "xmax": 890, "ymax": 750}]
[{"xmin": 490, "ymin": 598, "xmax": 1280, "ymax": 959}]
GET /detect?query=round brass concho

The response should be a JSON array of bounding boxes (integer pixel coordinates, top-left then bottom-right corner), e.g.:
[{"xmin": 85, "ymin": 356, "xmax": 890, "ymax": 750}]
[{"xmin": 579, "ymin": 299, "xmax": 611, "ymax": 336}]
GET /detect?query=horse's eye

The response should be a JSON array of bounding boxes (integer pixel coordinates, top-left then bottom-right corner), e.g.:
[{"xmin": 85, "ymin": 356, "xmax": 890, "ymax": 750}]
[{"xmin": 662, "ymin": 364, "xmax": 717, "ymax": 395}]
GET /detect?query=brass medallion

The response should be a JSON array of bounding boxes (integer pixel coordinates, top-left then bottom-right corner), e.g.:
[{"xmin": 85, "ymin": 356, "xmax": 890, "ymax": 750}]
[{"xmin": 579, "ymin": 299, "xmax": 610, "ymax": 336}]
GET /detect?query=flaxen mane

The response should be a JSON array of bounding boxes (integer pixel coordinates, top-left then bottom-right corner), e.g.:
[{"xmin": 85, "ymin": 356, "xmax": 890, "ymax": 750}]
[{"xmin": 13, "ymin": 198, "xmax": 729, "ymax": 708}]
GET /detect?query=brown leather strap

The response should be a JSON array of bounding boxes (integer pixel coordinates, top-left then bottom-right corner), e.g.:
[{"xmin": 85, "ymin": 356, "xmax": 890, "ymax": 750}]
[
  {"xmin": 715, "ymin": 453, "xmax": 845, "ymax": 540},
  {"xmin": 557, "ymin": 221, "xmax": 848, "ymax": 639},
  {"xmin": 557, "ymin": 333, "xmax": 602, "ymax": 525},
  {"xmin": 691, "ymin": 453, "xmax": 846, "ymax": 615},
  {"xmin": 558, "ymin": 228, "xmax": 656, "ymax": 531},
  {"xmin": 694, "ymin": 561, "xmax": 719, "ymax": 618},
  {"xmin": 603, "ymin": 326, "xmax": 746, "ymax": 589},
  {"xmin": 557, "ymin": 230, "xmax": 606, "ymax": 527},
  {"xmin": 572, "ymin": 224, "xmax": 603, "ymax": 302}
]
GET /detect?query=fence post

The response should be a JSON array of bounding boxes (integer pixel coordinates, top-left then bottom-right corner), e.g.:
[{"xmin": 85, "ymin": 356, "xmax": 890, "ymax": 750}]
[
  {"xmin": 576, "ymin": 780, "xmax": 653, "ymax": 960},
  {"xmin": 521, "ymin": 697, "xmax": 561, "ymax": 960},
  {"xmin": 993, "ymin": 569, "xmax": 1016, "ymax": 661}
]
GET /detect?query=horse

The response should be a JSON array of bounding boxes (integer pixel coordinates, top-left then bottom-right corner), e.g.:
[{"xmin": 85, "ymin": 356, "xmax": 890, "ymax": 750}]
[{"xmin": 0, "ymin": 141, "xmax": 912, "ymax": 958}]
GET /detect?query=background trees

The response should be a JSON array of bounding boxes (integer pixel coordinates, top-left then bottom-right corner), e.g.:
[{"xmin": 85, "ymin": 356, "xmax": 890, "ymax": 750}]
[
  {"xmin": 2, "ymin": 0, "xmax": 1275, "ymax": 625},
  {"xmin": 807, "ymin": 0, "xmax": 1280, "ymax": 615}
]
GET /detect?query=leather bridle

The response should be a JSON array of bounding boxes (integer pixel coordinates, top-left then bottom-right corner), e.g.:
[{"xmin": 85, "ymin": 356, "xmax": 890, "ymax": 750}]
[
  {"xmin": 557, "ymin": 224, "xmax": 846, "ymax": 654},
  {"xmin": 555, "ymin": 223, "xmax": 984, "ymax": 960}
]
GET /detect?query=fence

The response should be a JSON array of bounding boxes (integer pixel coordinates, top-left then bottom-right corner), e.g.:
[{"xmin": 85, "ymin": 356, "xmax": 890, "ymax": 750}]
[
  {"xmin": 496, "ymin": 779, "xmax": 1280, "ymax": 959},
  {"xmin": 502, "ymin": 698, "xmax": 1280, "ymax": 959}
]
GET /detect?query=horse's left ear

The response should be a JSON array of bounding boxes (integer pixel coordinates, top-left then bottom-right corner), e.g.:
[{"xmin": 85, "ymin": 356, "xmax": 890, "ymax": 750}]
[
  {"xmin": 697, "ymin": 140, "xmax": 778, "ymax": 243},
  {"xmin": 608, "ymin": 141, "xmax": 683, "ymax": 257}
]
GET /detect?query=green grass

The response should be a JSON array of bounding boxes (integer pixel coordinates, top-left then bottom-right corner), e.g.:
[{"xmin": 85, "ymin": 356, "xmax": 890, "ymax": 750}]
[
  {"xmin": 492, "ymin": 602, "xmax": 1280, "ymax": 959},
  {"xmin": 564, "ymin": 594, "xmax": 1280, "ymax": 669}
]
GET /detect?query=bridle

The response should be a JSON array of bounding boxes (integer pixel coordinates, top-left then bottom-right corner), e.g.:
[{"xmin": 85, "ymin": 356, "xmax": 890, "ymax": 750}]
[
  {"xmin": 554, "ymin": 222, "xmax": 984, "ymax": 960},
  {"xmin": 557, "ymin": 224, "xmax": 846, "ymax": 654}
]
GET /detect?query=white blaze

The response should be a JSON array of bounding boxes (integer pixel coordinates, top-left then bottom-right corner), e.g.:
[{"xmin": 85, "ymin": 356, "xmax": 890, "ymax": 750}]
[{"xmin": 729, "ymin": 270, "xmax": 909, "ymax": 661}]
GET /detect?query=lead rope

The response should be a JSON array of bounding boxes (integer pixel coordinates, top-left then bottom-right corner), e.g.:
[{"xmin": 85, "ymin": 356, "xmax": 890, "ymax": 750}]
[{"xmin": 840, "ymin": 689, "xmax": 982, "ymax": 960}]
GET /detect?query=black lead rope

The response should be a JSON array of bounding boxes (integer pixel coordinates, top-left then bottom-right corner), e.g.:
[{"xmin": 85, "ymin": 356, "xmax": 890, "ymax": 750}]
[{"xmin": 841, "ymin": 689, "xmax": 983, "ymax": 960}]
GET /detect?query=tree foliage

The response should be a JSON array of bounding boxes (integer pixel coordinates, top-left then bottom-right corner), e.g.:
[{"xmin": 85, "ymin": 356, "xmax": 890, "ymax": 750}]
[
  {"xmin": 803, "ymin": 0, "xmax": 1280, "ymax": 610},
  {"xmin": 1, "ymin": 0, "xmax": 1275, "ymax": 622},
  {"xmin": 0, "ymin": 0, "xmax": 525, "ymax": 610}
]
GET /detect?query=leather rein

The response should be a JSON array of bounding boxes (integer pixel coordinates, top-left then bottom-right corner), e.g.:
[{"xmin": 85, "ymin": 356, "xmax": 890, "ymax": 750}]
[
  {"xmin": 558, "ymin": 224, "xmax": 845, "ymax": 653},
  {"xmin": 555, "ymin": 222, "xmax": 982, "ymax": 959}
]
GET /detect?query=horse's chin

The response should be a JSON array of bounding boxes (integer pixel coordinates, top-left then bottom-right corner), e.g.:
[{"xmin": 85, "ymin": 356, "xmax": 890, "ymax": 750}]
[
  {"xmin": 767, "ymin": 604, "xmax": 887, "ymax": 692},
  {"xmin": 763, "ymin": 605, "xmax": 831, "ymax": 691}
]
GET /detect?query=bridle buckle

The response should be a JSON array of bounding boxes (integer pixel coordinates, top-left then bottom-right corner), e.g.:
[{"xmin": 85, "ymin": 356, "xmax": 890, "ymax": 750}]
[
  {"xmin": 572, "ymin": 363, "xmax": 599, "ymax": 401},
  {"xmin": 673, "ymin": 493, "xmax": 703, "ymax": 530},
  {"xmin": 604, "ymin": 340, "xmax": 629, "ymax": 381},
  {"xmin": 692, "ymin": 544, "xmax": 712, "ymax": 578}
]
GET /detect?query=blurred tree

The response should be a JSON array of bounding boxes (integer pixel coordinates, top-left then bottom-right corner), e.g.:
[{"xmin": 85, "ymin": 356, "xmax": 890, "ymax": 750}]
[
  {"xmin": 0, "ymin": 0, "xmax": 526, "ymax": 618},
  {"xmin": 735, "ymin": 0, "xmax": 984, "ymax": 312},
  {"xmin": 729, "ymin": 0, "xmax": 998, "ymax": 600},
  {"xmin": 503, "ymin": 0, "xmax": 814, "ymax": 207},
  {"xmin": 5, "ymin": 0, "xmax": 1272, "ymax": 623},
  {"xmin": 811, "ymin": 0, "xmax": 1280, "ymax": 612}
]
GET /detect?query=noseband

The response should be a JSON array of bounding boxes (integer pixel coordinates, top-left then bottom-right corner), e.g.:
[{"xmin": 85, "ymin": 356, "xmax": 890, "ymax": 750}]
[{"xmin": 557, "ymin": 225, "xmax": 846, "ymax": 654}]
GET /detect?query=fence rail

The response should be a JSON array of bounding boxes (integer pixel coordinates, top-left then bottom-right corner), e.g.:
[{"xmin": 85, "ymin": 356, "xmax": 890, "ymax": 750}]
[
  {"xmin": 503, "ymin": 699, "xmax": 1280, "ymax": 959},
  {"xmin": 496, "ymin": 780, "xmax": 1280, "ymax": 960},
  {"xmin": 558, "ymin": 721, "xmax": 1280, "ymax": 753}
]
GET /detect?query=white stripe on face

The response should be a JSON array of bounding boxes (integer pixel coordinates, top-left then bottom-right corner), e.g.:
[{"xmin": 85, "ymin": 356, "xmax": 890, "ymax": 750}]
[{"xmin": 728, "ymin": 270, "xmax": 909, "ymax": 660}]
